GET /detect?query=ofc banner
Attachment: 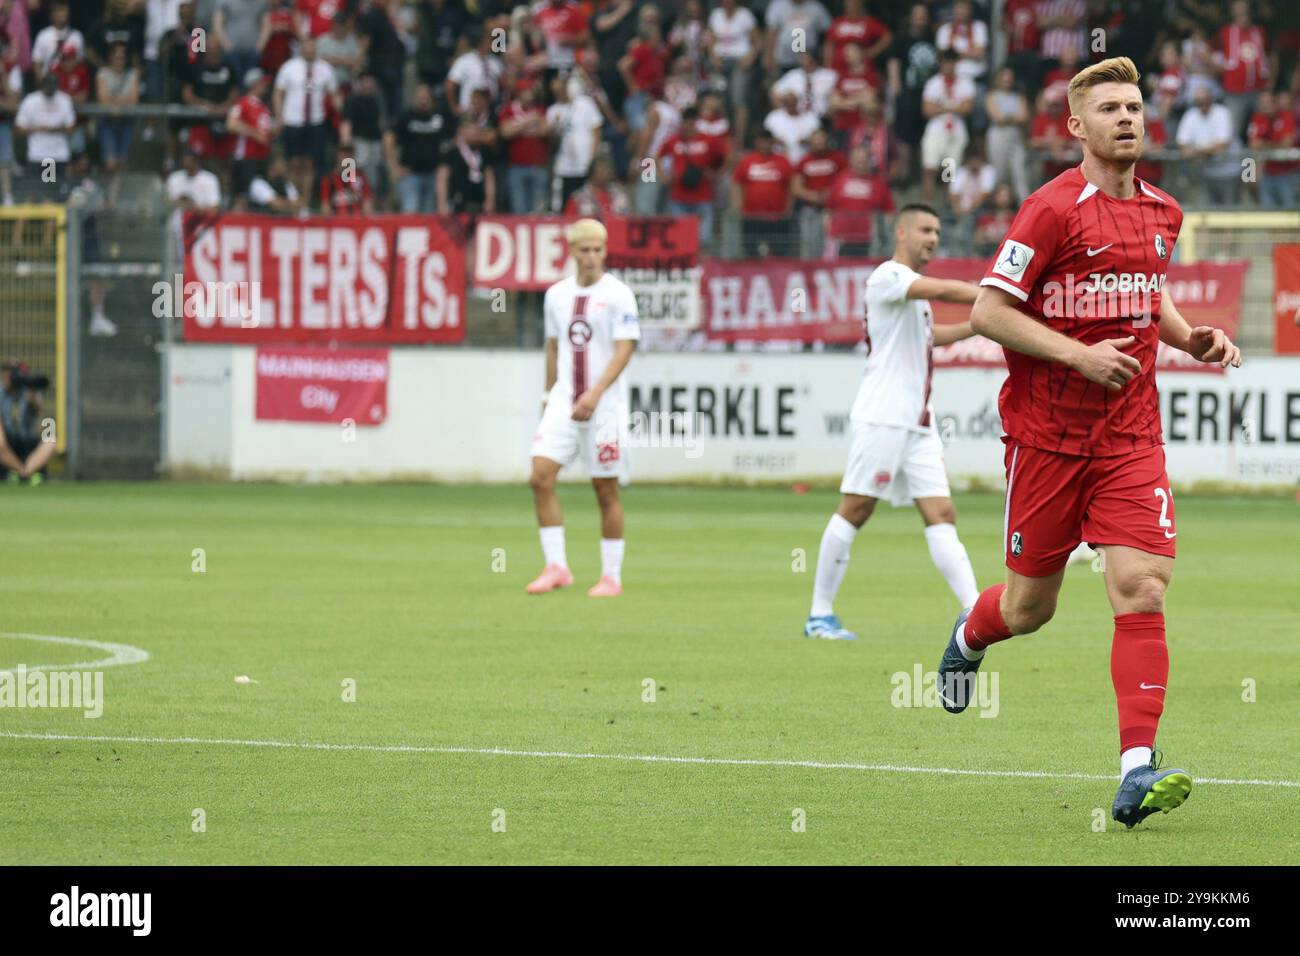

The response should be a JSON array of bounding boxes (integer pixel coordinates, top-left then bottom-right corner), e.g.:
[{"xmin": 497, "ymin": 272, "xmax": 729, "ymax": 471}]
[
  {"xmin": 472, "ymin": 215, "xmax": 701, "ymax": 327},
  {"xmin": 701, "ymin": 258, "xmax": 1247, "ymax": 371},
  {"xmin": 181, "ymin": 214, "xmax": 465, "ymax": 343},
  {"xmin": 255, "ymin": 347, "xmax": 389, "ymax": 425}
]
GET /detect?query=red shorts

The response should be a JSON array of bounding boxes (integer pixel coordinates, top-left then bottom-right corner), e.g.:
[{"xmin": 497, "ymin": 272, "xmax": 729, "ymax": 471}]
[{"xmin": 1002, "ymin": 441, "xmax": 1177, "ymax": 576}]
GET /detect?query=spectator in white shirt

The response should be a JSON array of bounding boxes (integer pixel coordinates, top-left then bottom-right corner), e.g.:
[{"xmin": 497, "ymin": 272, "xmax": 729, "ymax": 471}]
[
  {"xmin": 764, "ymin": 0, "xmax": 831, "ymax": 75},
  {"xmin": 705, "ymin": 0, "xmax": 760, "ymax": 147},
  {"xmin": 764, "ymin": 90, "xmax": 821, "ymax": 165},
  {"xmin": 30, "ymin": 1, "xmax": 84, "ymax": 81},
  {"xmin": 920, "ymin": 50, "xmax": 975, "ymax": 201},
  {"xmin": 273, "ymin": 35, "xmax": 341, "ymax": 210},
  {"xmin": 546, "ymin": 75, "xmax": 603, "ymax": 211},
  {"xmin": 935, "ymin": 0, "xmax": 987, "ymax": 83},
  {"xmin": 771, "ymin": 50, "xmax": 839, "ymax": 118},
  {"xmin": 446, "ymin": 26, "xmax": 503, "ymax": 114},
  {"xmin": 949, "ymin": 143, "xmax": 996, "ymax": 253},
  {"xmin": 166, "ymin": 148, "xmax": 222, "ymax": 254},
  {"xmin": 1177, "ymin": 85, "xmax": 1241, "ymax": 204},
  {"xmin": 15, "ymin": 75, "xmax": 77, "ymax": 199}
]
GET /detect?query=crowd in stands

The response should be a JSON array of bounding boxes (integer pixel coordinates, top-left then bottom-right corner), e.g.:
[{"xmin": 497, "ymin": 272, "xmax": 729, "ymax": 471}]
[{"xmin": 0, "ymin": 0, "xmax": 1297, "ymax": 260}]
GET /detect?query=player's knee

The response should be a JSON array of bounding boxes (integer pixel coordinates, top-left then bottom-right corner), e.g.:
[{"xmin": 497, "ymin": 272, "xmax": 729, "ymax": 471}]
[
  {"xmin": 1005, "ymin": 594, "xmax": 1057, "ymax": 634},
  {"xmin": 1117, "ymin": 575, "xmax": 1167, "ymax": 614},
  {"xmin": 592, "ymin": 480, "xmax": 620, "ymax": 508},
  {"xmin": 928, "ymin": 503, "xmax": 957, "ymax": 526},
  {"xmin": 529, "ymin": 469, "xmax": 556, "ymax": 495}
]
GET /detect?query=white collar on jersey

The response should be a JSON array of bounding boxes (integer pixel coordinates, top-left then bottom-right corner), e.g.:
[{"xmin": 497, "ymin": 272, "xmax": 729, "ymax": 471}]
[{"xmin": 1073, "ymin": 177, "xmax": 1166, "ymax": 205}]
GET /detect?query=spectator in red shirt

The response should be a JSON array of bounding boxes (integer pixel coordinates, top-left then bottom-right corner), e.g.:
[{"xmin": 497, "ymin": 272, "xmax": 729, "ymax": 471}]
[
  {"xmin": 299, "ymin": 0, "xmax": 343, "ymax": 39},
  {"xmin": 500, "ymin": 76, "xmax": 551, "ymax": 213},
  {"xmin": 659, "ymin": 106, "xmax": 724, "ymax": 249},
  {"xmin": 1029, "ymin": 88, "xmax": 1078, "ymax": 183},
  {"xmin": 618, "ymin": 5, "xmax": 668, "ymax": 135},
  {"xmin": 824, "ymin": 0, "xmax": 891, "ymax": 75},
  {"xmin": 792, "ymin": 125, "xmax": 845, "ymax": 256},
  {"xmin": 1134, "ymin": 102, "xmax": 1168, "ymax": 187},
  {"xmin": 1248, "ymin": 90, "xmax": 1300, "ymax": 208},
  {"xmin": 695, "ymin": 91, "xmax": 733, "ymax": 161},
  {"xmin": 824, "ymin": 144, "xmax": 893, "ymax": 257},
  {"xmin": 563, "ymin": 154, "xmax": 631, "ymax": 218},
  {"xmin": 731, "ymin": 128, "xmax": 794, "ymax": 257},
  {"xmin": 844, "ymin": 95, "xmax": 897, "ymax": 182},
  {"xmin": 1041, "ymin": 45, "xmax": 1080, "ymax": 106},
  {"xmin": 320, "ymin": 141, "xmax": 374, "ymax": 214},
  {"xmin": 974, "ymin": 182, "xmax": 1017, "ymax": 256},
  {"xmin": 531, "ymin": 0, "xmax": 592, "ymax": 75},
  {"xmin": 1002, "ymin": 0, "xmax": 1041, "ymax": 90},
  {"xmin": 227, "ymin": 67, "xmax": 277, "ymax": 203},
  {"xmin": 259, "ymin": 0, "xmax": 298, "ymax": 78},
  {"xmin": 1217, "ymin": 0, "xmax": 1272, "ymax": 140},
  {"xmin": 51, "ymin": 39, "xmax": 89, "ymax": 153},
  {"xmin": 829, "ymin": 42, "xmax": 879, "ymax": 142}
]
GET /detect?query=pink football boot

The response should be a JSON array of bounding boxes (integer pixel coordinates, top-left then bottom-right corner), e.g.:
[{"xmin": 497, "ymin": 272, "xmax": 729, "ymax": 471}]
[
  {"xmin": 525, "ymin": 563, "xmax": 574, "ymax": 594},
  {"xmin": 586, "ymin": 576, "xmax": 622, "ymax": 597}
]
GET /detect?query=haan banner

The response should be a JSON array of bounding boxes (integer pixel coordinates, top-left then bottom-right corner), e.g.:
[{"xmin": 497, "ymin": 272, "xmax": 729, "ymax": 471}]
[
  {"xmin": 1275, "ymin": 244, "xmax": 1300, "ymax": 355},
  {"xmin": 701, "ymin": 258, "xmax": 1247, "ymax": 371},
  {"xmin": 472, "ymin": 215, "xmax": 702, "ymax": 327},
  {"xmin": 255, "ymin": 347, "xmax": 389, "ymax": 425},
  {"xmin": 181, "ymin": 214, "xmax": 465, "ymax": 343}
]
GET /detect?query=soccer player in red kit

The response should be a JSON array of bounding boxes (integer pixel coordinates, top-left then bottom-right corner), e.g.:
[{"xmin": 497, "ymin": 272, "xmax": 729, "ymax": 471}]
[{"xmin": 935, "ymin": 57, "xmax": 1242, "ymax": 828}]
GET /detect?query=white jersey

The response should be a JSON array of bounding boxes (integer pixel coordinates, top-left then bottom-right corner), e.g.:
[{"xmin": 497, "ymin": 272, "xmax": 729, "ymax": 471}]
[
  {"xmin": 850, "ymin": 259, "xmax": 935, "ymax": 430},
  {"xmin": 544, "ymin": 272, "xmax": 640, "ymax": 411}
]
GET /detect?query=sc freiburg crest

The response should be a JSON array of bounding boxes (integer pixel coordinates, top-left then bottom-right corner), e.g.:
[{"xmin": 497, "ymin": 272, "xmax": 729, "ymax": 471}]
[{"xmin": 1154, "ymin": 233, "xmax": 1167, "ymax": 260}]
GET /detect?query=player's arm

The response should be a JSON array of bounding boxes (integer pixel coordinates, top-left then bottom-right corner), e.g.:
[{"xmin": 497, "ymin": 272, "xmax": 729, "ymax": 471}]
[
  {"xmin": 571, "ymin": 340, "xmax": 635, "ymax": 422},
  {"xmin": 932, "ymin": 321, "xmax": 974, "ymax": 346},
  {"xmin": 1157, "ymin": 294, "xmax": 1242, "ymax": 367},
  {"xmin": 971, "ymin": 286, "xmax": 1142, "ymax": 391},
  {"xmin": 906, "ymin": 277, "xmax": 978, "ymax": 304}
]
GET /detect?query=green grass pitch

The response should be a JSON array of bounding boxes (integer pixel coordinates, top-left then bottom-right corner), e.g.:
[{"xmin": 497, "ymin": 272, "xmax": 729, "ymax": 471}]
[{"xmin": 1, "ymin": 482, "xmax": 1296, "ymax": 865}]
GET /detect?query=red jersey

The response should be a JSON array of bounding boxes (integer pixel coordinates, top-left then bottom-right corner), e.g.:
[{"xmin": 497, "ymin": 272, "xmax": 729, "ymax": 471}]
[
  {"xmin": 980, "ymin": 166, "xmax": 1183, "ymax": 457},
  {"xmin": 298, "ymin": 0, "xmax": 342, "ymax": 38},
  {"xmin": 695, "ymin": 115, "xmax": 731, "ymax": 161},
  {"xmin": 1217, "ymin": 23, "xmax": 1269, "ymax": 94},
  {"xmin": 731, "ymin": 152, "xmax": 793, "ymax": 216},
  {"xmin": 659, "ymin": 134, "xmax": 722, "ymax": 204},
  {"xmin": 796, "ymin": 149, "xmax": 847, "ymax": 197},
  {"xmin": 320, "ymin": 167, "xmax": 372, "ymax": 214},
  {"xmin": 262, "ymin": 7, "xmax": 297, "ymax": 75},
  {"xmin": 826, "ymin": 170, "xmax": 893, "ymax": 240},
  {"xmin": 533, "ymin": 1, "xmax": 589, "ymax": 54},
  {"xmin": 825, "ymin": 15, "xmax": 889, "ymax": 72},
  {"xmin": 231, "ymin": 93, "xmax": 275, "ymax": 161},
  {"xmin": 499, "ymin": 101, "xmax": 549, "ymax": 166},
  {"xmin": 625, "ymin": 40, "xmax": 667, "ymax": 95},
  {"xmin": 1134, "ymin": 117, "xmax": 1166, "ymax": 185},
  {"xmin": 832, "ymin": 65, "xmax": 877, "ymax": 130},
  {"xmin": 1003, "ymin": 0, "xmax": 1040, "ymax": 55},
  {"xmin": 54, "ymin": 61, "xmax": 90, "ymax": 100},
  {"xmin": 1248, "ymin": 109, "xmax": 1300, "ymax": 174}
]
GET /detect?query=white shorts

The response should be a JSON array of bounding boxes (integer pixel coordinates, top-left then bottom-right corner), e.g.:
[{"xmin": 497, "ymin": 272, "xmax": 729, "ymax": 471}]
[
  {"xmin": 920, "ymin": 122, "xmax": 969, "ymax": 170},
  {"xmin": 530, "ymin": 398, "xmax": 628, "ymax": 480},
  {"xmin": 840, "ymin": 422, "xmax": 951, "ymax": 506}
]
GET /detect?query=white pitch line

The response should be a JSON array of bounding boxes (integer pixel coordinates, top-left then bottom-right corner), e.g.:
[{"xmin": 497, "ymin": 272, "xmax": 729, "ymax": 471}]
[
  {"xmin": 0, "ymin": 731, "xmax": 1296, "ymax": 789},
  {"xmin": 0, "ymin": 632, "xmax": 150, "ymax": 673}
]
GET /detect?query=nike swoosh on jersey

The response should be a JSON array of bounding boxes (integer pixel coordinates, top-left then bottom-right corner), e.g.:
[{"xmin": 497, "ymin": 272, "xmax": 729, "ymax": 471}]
[
  {"xmin": 1164, "ymin": 530, "xmax": 1177, "ymax": 539},
  {"xmin": 1085, "ymin": 243, "xmax": 1114, "ymax": 256},
  {"xmin": 1139, "ymin": 682, "xmax": 1166, "ymax": 690}
]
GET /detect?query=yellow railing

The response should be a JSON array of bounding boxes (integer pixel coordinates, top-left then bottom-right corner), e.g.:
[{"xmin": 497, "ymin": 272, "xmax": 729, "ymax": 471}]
[{"xmin": 0, "ymin": 204, "xmax": 67, "ymax": 453}]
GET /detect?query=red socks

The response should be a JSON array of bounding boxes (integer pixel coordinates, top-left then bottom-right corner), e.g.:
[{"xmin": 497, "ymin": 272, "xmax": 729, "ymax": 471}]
[
  {"xmin": 963, "ymin": 583, "xmax": 1012, "ymax": 652},
  {"xmin": 1111, "ymin": 612, "xmax": 1168, "ymax": 753}
]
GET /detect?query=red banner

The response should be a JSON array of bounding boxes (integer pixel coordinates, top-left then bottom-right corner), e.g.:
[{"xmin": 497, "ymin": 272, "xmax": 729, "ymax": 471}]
[
  {"xmin": 472, "ymin": 215, "xmax": 699, "ymax": 290},
  {"xmin": 701, "ymin": 257, "xmax": 1248, "ymax": 371},
  {"xmin": 255, "ymin": 347, "xmax": 389, "ymax": 425},
  {"xmin": 1274, "ymin": 244, "xmax": 1300, "ymax": 355},
  {"xmin": 182, "ymin": 214, "xmax": 464, "ymax": 343}
]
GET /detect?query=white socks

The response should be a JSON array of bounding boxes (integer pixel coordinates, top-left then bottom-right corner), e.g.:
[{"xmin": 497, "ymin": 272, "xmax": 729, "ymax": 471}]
[
  {"xmin": 600, "ymin": 538, "xmax": 624, "ymax": 582},
  {"xmin": 1121, "ymin": 746, "xmax": 1153, "ymax": 779},
  {"xmin": 810, "ymin": 514, "xmax": 858, "ymax": 617},
  {"xmin": 539, "ymin": 526, "xmax": 567, "ymax": 568},
  {"xmin": 539, "ymin": 528, "xmax": 623, "ymax": 581},
  {"xmin": 924, "ymin": 522, "xmax": 980, "ymax": 609}
]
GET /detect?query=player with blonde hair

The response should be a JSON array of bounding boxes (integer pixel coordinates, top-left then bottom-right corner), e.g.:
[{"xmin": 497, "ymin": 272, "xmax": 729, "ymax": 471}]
[
  {"xmin": 524, "ymin": 219, "xmax": 641, "ymax": 597},
  {"xmin": 937, "ymin": 57, "xmax": 1241, "ymax": 827}
]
